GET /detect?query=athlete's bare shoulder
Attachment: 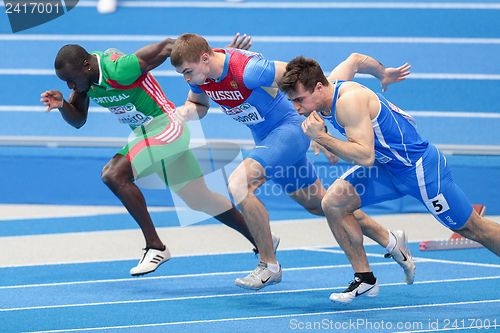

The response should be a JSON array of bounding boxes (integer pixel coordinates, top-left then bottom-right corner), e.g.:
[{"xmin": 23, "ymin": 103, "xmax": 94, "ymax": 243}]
[{"xmin": 336, "ymin": 82, "xmax": 379, "ymax": 123}]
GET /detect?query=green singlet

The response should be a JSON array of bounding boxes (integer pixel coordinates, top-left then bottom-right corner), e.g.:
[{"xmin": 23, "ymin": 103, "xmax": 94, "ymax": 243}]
[{"xmin": 86, "ymin": 48, "xmax": 202, "ymax": 191}]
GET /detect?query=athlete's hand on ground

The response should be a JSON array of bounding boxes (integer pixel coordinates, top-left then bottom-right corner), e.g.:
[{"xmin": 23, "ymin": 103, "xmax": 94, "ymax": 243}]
[
  {"xmin": 311, "ymin": 141, "xmax": 340, "ymax": 164},
  {"xmin": 40, "ymin": 90, "xmax": 64, "ymax": 112},
  {"xmin": 381, "ymin": 63, "xmax": 411, "ymax": 92},
  {"xmin": 227, "ymin": 33, "xmax": 252, "ymax": 50},
  {"xmin": 302, "ymin": 111, "xmax": 326, "ymax": 140}
]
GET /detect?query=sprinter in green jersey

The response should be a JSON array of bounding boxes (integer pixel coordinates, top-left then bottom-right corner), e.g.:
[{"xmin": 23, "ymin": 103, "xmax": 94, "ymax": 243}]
[{"xmin": 40, "ymin": 35, "xmax": 258, "ymax": 277}]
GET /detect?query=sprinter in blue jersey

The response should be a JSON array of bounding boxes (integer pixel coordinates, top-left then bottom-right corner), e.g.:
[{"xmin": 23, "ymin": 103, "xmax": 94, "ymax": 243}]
[
  {"xmin": 170, "ymin": 34, "xmax": 415, "ymax": 290},
  {"xmin": 280, "ymin": 56, "xmax": 500, "ymax": 304}
]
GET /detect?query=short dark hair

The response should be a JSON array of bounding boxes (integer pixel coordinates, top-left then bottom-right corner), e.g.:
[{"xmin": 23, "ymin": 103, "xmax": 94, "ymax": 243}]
[
  {"xmin": 54, "ymin": 44, "xmax": 89, "ymax": 71},
  {"xmin": 170, "ymin": 33, "xmax": 214, "ymax": 67},
  {"xmin": 279, "ymin": 56, "xmax": 329, "ymax": 95}
]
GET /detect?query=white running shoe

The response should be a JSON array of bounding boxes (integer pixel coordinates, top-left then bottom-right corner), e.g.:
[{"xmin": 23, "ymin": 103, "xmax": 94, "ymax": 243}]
[
  {"xmin": 252, "ymin": 233, "xmax": 280, "ymax": 256},
  {"xmin": 130, "ymin": 247, "xmax": 171, "ymax": 276},
  {"xmin": 385, "ymin": 230, "xmax": 415, "ymax": 284},
  {"xmin": 235, "ymin": 262, "xmax": 282, "ymax": 290},
  {"xmin": 329, "ymin": 276, "xmax": 379, "ymax": 304}
]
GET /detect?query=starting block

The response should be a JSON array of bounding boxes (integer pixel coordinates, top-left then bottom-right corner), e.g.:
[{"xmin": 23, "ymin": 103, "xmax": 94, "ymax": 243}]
[{"xmin": 419, "ymin": 204, "xmax": 485, "ymax": 251}]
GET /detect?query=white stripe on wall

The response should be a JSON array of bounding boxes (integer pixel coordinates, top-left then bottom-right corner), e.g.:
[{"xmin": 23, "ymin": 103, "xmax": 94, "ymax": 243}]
[
  {"xmin": 2, "ymin": 35, "xmax": 500, "ymax": 45},
  {"xmin": 1, "ymin": 106, "xmax": 500, "ymax": 119},
  {"xmin": 68, "ymin": 1, "xmax": 500, "ymax": 10},
  {"xmin": 3, "ymin": 69, "xmax": 500, "ymax": 80}
]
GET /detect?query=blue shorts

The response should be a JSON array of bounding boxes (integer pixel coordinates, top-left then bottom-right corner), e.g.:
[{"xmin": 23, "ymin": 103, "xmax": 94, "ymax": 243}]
[
  {"xmin": 341, "ymin": 144, "xmax": 473, "ymax": 230},
  {"xmin": 248, "ymin": 120, "xmax": 317, "ymax": 193}
]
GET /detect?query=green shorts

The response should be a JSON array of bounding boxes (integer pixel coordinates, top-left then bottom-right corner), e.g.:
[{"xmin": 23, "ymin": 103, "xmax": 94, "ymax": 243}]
[{"xmin": 118, "ymin": 115, "xmax": 202, "ymax": 192}]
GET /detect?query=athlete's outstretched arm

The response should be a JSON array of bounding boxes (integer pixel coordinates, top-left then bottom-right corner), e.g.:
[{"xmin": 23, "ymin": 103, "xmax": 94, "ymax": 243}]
[
  {"xmin": 134, "ymin": 38, "xmax": 176, "ymax": 73},
  {"xmin": 40, "ymin": 90, "xmax": 89, "ymax": 129},
  {"xmin": 176, "ymin": 91, "xmax": 211, "ymax": 123},
  {"xmin": 328, "ymin": 53, "xmax": 411, "ymax": 92},
  {"xmin": 302, "ymin": 90, "xmax": 375, "ymax": 166},
  {"xmin": 136, "ymin": 33, "xmax": 253, "ymax": 74}
]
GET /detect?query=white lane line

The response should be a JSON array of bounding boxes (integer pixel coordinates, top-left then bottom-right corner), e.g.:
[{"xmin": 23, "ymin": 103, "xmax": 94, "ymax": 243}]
[
  {"xmin": 3, "ymin": 0, "xmax": 499, "ymax": 10},
  {"xmin": 303, "ymin": 247, "xmax": 500, "ymax": 268},
  {"xmin": 1, "ymin": 136, "xmax": 499, "ymax": 155},
  {"xmin": 0, "ymin": 69, "xmax": 181, "ymax": 76},
  {"xmin": 0, "ymin": 69, "xmax": 55, "ymax": 75},
  {"xmin": 409, "ymin": 111, "xmax": 500, "ymax": 118},
  {"xmin": 3, "ymin": 275, "xmax": 499, "ymax": 312},
  {"xmin": 2, "ymin": 35, "xmax": 500, "ymax": 44},
  {"xmin": 21, "ymin": 299, "xmax": 500, "ymax": 332},
  {"xmin": 0, "ymin": 69, "xmax": 177, "ymax": 76},
  {"xmin": 0, "ymin": 105, "xmax": 109, "ymax": 112},
  {"xmin": 407, "ymin": 257, "xmax": 500, "ymax": 269},
  {"xmin": 50, "ymin": 1, "xmax": 500, "ymax": 10},
  {"xmin": 2, "ymin": 105, "xmax": 500, "ymax": 119},
  {"xmin": 333, "ymin": 73, "xmax": 500, "ymax": 80},
  {"xmin": 407, "ymin": 73, "xmax": 500, "ymax": 80}
]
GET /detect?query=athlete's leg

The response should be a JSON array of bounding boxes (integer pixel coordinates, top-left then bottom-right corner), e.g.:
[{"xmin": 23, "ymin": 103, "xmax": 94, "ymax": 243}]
[
  {"xmin": 289, "ymin": 174, "xmax": 394, "ymax": 249},
  {"xmin": 285, "ymin": 149, "xmax": 404, "ymax": 255},
  {"xmin": 324, "ymin": 164, "xmax": 415, "ymax": 303},
  {"xmin": 347, "ymin": 164, "xmax": 408, "ymax": 251},
  {"xmin": 322, "ymin": 163, "xmax": 406, "ymax": 272},
  {"xmin": 353, "ymin": 208, "xmax": 415, "ymax": 284},
  {"xmin": 175, "ymin": 175, "xmax": 257, "ymax": 248},
  {"xmin": 289, "ymin": 176, "xmax": 393, "ymax": 248},
  {"xmin": 289, "ymin": 178, "xmax": 325, "ymax": 215},
  {"xmin": 101, "ymin": 154, "xmax": 164, "ymax": 250},
  {"xmin": 288, "ymin": 173, "xmax": 392, "ymax": 247},
  {"xmin": 229, "ymin": 157, "xmax": 282, "ymax": 290},
  {"xmin": 265, "ymin": 126, "xmax": 324, "ymax": 216},
  {"xmin": 227, "ymin": 158, "xmax": 276, "ymax": 264},
  {"xmin": 322, "ymin": 178, "xmax": 370, "ymax": 272},
  {"xmin": 238, "ymin": 124, "xmax": 317, "ymax": 264},
  {"xmin": 353, "ymin": 210, "xmax": 389, "ymax": 247},
  {"xmin": 266, "ymin": 122, "xmax": 403, "ymax": 252},
  {"xmin": 453, "ymin": 211, "xmax": 500, "ymax": 255},
  {"xmin": 410, "ymin": 144, "xmax": 499, "ymax": 256},
  {"xmin": 322, "ymin": 177, "xmax": 384, "ymax": 303}
]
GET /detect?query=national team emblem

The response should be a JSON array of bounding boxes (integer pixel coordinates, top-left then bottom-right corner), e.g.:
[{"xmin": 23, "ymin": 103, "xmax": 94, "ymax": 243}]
[{"xmin": 230, "ymin": 80, "xmax": 238, "ymax": 89}]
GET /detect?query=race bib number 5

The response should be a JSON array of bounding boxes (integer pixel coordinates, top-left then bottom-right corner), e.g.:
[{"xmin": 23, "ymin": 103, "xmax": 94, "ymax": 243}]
[
  {"xmin": 428, "ymin": 193, "xmax": 450, "ymax": 215},
  {"xmin": 223, "ymin": 103, "xmax": 264, "ymax": 125}
]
